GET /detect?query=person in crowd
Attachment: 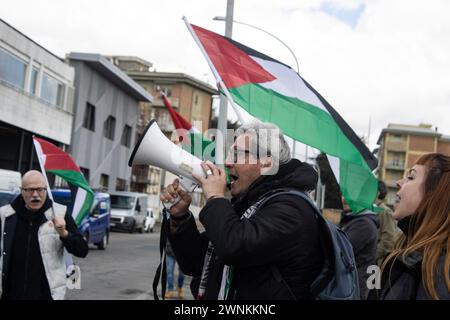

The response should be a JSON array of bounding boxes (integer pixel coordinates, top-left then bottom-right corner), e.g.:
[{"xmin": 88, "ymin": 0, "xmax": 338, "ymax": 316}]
[
  {"xmin": 376, "ymin": 180, "xmax": 401, "ymax": 266},
  {"xmin": 165, "ymin": 239, "xmax": 185, "ymax": 299},
  {"xmin": 161, "ymin": 120, "xmax": 324, "ymax": 299},
  {"xmin": 339, "ymin": 195, "xmax": 379, "ymax": 299},
  {"xmin": 0, "ymin": 170, "xmax": 88, "ymax": 300},
  {"xmin": 380, "ymin": 153, "xmax": 450, "ymax": 300}
]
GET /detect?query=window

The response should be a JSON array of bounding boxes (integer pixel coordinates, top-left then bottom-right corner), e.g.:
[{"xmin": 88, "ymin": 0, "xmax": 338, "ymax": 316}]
[
  {"xmin": 83, "ymin": 103, "xmax": 96, "ymax": 131},
  {"xmin": 121, "ymin": 125, "xmax": 132, "ymax": 147},
  {"xmin": 192, "ymin": 92, "xmax": 202, "ymax": 123},
  {"xmin": 104, "ymin": 116, "xmax": 116, "ymax": 140},
  {"xmin": 0, "ymin": 47, "xmax": 27, "ymax": 89},
  {"xmin": 100, "ymin": 174, "xmax": 109, "ymax": 190},
  {"xmin": 161, "ymin": 86, "xmax": 172, "ymax": 97},
  {"xmin": 29, "ymin": 67, "xmax": 39, "ymax": 95},
  {"xmin": 391, "ymin": 134, "xmax": 404, "ymax": 141},
  {"xmin": 80, "ymin": 167, "xmax": 90, "ymax": 182},
  {"xmin": 40, "ymin": 72, "xmax": 64, "ymax": 106},
  {"xmin": 116, "ymin": 178, "xmax": 126, "ymax": 191},
  {"xmin": 153, "ymin": 109, "xmax": 173, "ymax": 131},
  {"xmin": 392, "ymin": 154, "xmax": 401, "ymax": 166}
]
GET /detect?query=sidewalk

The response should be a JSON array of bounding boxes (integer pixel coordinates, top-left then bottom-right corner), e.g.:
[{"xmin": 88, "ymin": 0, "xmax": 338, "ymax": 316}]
[{"xmin": 134, "ymin": 275, "xmax": 194, "ymax": 300}]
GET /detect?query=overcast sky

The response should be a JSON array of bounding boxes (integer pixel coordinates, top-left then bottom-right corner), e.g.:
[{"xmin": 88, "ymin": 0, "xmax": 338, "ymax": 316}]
[{"xmin": 2, "ymin": 0, "xmax": 449, "ymax": 155}]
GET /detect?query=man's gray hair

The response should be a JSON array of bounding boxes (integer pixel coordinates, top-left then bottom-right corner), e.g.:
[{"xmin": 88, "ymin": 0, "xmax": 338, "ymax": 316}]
[{"xmin": 235, "ymin": 119, "xmax": 291, "ymax": 164}]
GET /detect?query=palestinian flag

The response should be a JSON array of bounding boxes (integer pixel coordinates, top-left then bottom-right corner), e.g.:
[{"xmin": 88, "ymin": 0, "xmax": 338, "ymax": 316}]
[
  {"xmin": 161, "ymin": 92, "xmax": 215, "ymax": 161},
  {"xmin": 188, "ymin": 23, "xmax": 379, "ymax": 212},
  {"xmin": 33, "ymin": 137, "xmax": 94, "ymax": 225}
]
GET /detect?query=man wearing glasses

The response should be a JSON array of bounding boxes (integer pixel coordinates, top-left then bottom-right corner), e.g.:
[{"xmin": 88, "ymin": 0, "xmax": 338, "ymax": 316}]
[
  {"xmin": 161, "ymin": 120, "xmax": 324, "ymax": 300},
  {"xmin": 0, "ymin": 170, "xmax": 88, "ymax": 300}
]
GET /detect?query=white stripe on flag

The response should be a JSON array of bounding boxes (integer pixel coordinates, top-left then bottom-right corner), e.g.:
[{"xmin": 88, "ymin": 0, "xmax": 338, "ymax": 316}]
[
  {"xmin": 32, "ymin": 138, "xmax": 54, "ymax": 203},
  {"xmin": 327, "ymin": 154, "xmax": 340, "ymax": 184},
  {"xmin": 72, "ymin": 187, "xmax": 87, "ymax": 220},
  {"xmin": 250, "ymin": 57, "xmax": 329, "ymax": 114}
]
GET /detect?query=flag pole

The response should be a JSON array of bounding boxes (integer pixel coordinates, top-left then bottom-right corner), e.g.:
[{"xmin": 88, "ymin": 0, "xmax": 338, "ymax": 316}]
[
  {"xmin": 32, "ymin": 136, "xmax": 56, "ymax": 219},
  {"xmin": 183, "ymin": 16, "xmax": 246, "ymax": 125}
]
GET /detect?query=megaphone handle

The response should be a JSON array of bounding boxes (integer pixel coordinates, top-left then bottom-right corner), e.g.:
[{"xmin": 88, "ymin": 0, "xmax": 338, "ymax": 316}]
[{"xmin": 162, "ymin": 176, "xmax": 197, "ymax": 210}]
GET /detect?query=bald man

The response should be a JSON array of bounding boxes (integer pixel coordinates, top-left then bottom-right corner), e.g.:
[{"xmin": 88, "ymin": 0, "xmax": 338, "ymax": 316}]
[{"xmin": 0, "ymin": 170, "xmax": 88, "ymax": 300}]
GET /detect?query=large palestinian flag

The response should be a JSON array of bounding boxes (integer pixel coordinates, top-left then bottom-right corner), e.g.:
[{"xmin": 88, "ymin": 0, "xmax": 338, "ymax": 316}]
[
  {"xmin": 33, "ymin": 137, "xmax": 94, "ymax": 225},
  {"xmin": 161, "ymin": 91, "xmax": 215, "ymax": 162},
  {"xmin": 188, "ymin": 23, "xmax": 378, "ymax": 212}
]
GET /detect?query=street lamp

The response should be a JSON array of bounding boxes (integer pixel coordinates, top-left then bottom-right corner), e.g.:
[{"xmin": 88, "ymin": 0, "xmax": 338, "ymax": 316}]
[{"xmin": 213, "ymin": 16, "xmax": 300, "ymax": 73}]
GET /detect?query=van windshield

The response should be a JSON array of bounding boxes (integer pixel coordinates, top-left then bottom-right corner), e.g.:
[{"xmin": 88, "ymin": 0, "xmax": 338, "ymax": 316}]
[
  {"xmin": 52, "ymin": 194, "xmax": 73, "ymax": 208},
  {"xmin": 110, "ymin": 195, "xmax": 135, "ymax": 209},
  {"xmin": 0, "ymin": 192, "xmax": 17, "ymax": 207}
]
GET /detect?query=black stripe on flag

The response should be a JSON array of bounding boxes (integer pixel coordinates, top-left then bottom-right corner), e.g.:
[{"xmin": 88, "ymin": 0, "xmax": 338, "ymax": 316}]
[
  {"xmin": 301, "ymin": 77, "xmax": 378, "ymax": 171},
  {"xmin": 225, "ymin": 36, "xmax": 294, "ymax": 71}
]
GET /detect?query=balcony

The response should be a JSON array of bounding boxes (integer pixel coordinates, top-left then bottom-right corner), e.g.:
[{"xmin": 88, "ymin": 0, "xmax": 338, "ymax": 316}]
[
  {"xmin": 385, "ymin": 140, "xmax": 407, "ymax": 152},
  {"xmin": 385, "ymin": 162, "xmax": 405, "ymax": 171},
  {"xmin": 152, "ymin": 97, "xmax": 180, "ymax": 108}
]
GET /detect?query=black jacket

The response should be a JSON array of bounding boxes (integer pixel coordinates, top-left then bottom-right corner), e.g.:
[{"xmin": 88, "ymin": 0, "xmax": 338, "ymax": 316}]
[
  {"xmin": 340, "ymin": 210, "xmax": 379, "ymax": 300},
  {"xmin": 1, "ymin": 195, "xmax": 88, "ymax": 300},
  {"xmin": 169, "ymin": 159, "xmax": 324, "ymax": 300},
  {"xmin": 380, "ymin": 217, "xmax": 450, "ymax": 300}
]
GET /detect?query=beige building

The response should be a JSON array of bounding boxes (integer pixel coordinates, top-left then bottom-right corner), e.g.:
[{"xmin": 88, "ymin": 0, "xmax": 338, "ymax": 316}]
[
  {"xmin": 377, "ymin": 123, "xmax": 450, "ymax": 205},
  {"xmin": 110, "ymin": 56, "xmax": 217, "ymax": 210}
]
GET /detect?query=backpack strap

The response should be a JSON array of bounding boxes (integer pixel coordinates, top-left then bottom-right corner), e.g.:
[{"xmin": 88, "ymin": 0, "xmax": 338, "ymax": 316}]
[{"xmin": 152, "ymin": 208, "xmax": 169, "ymax": 300}]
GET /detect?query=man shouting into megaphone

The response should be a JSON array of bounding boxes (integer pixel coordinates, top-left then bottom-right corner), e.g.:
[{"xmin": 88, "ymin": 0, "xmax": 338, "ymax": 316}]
[{"xmin": 161, "ymin": 120, "xmax": 325, "ymax": 300}]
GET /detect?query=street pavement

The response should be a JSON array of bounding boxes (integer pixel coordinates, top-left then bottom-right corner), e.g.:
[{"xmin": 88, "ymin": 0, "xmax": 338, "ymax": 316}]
[{"xmin": 65, "ymin": 225, "xmax": 193, "ymax": 300}]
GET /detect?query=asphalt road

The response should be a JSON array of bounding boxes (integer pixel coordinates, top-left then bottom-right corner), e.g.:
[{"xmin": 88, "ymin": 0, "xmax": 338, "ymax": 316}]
[{"xmin": 65, "ymin": 225, "xmax": 193, "ymax": 300}]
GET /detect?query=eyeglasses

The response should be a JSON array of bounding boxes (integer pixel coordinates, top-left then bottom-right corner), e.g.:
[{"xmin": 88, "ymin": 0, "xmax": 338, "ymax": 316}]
[
  {"xmin": 21, "ymin": 187, "xmax": 47, "ymax": 194},
  {"xmin": 226, "ymin": 148, "xmax": 254, "ymax": 163}
]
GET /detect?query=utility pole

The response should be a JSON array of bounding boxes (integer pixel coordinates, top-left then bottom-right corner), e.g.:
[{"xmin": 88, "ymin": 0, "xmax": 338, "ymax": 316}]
[{"xmin": 215, "ymin": 0, "xmax": 234, "ymax": 165}]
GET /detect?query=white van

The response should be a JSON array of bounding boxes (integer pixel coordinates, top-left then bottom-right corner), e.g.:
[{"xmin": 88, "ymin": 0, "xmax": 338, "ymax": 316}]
[
  {"xmin": 0, "ymin": 169, "xmax": 21, "ymax": 192},
  {"xmin": 109, "ymin": 191, "xmax": 148, "ymax": 233}
]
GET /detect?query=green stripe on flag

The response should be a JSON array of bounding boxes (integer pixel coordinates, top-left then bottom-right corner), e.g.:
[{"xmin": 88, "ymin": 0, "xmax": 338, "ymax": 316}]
[
  {"xmin": 48, "ymin": 169, "xmax": 94, "ymax": 224},
  {"xmin": 48, "ymin": 169, "xmax": 91, "ymax": 190}
]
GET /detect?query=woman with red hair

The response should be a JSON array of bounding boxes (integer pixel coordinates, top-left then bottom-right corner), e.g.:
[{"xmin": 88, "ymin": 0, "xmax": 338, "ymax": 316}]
[{"xmin": 381, "ymin": 153, "xmax": 450, "ymax": 300}]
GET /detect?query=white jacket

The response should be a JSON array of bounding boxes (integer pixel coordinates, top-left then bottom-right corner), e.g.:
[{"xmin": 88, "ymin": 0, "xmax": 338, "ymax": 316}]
[{"xmin": 0, "ymin": 202, "xmax": 67, "ymax": 300}]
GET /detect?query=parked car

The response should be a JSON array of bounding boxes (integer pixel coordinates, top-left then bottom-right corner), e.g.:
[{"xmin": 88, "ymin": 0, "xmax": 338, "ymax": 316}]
[
  {"xmin": 109, "ymin": 191, "xmax": 148, "ymax": 233},
  {"xmin": 143, "ymin": 208, "xmax": 156, "ymax": 233},
  {"xmin": 51, "ymin": 189, "xmax": 111, "ymax": 250}
]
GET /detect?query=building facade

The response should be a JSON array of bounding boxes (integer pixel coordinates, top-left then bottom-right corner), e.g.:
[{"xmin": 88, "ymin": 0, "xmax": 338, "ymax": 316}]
[
  {"xmin": 67, "ymin": 53, "xmax": 153, "ymax": 192},
  {"xmin": 377, "ymin": 123, "xmax": 450, "ymax": 205},
  {"xmin": 110, "ymin": 56, "xmax": 217, "ymax": 202},
  {"xmin": 0, "ymin": 19, "xmax": 75, "ymax": 174}
]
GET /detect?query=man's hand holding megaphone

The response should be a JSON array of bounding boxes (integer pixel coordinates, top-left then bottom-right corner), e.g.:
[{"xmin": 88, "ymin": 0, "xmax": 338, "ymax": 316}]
[
  {"xmin": 192, "ymin": 161, "xmax": 227, "ymax": 201},
  {"xmin": 161, "ymin": 161, "xmax": 226, "ymax": 216},
  {"xmin": 160, "ymin": 179, "xmax": 193, "ymax": 217}
]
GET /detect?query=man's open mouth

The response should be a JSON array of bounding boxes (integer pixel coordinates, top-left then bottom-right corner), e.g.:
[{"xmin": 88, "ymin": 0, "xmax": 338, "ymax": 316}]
[
  {"xmin": 229, "ymin": 174, "xmax": 238, "ymax": 186},
  {"xmin": 31, "ymin": 199, "xmax": 41, "ymax": 203}
]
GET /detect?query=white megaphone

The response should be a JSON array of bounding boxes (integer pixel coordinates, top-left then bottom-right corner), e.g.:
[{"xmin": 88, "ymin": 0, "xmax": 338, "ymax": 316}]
[{"xmin": 128, "ymin": 119, "xmax": 205, "ymax": 207}]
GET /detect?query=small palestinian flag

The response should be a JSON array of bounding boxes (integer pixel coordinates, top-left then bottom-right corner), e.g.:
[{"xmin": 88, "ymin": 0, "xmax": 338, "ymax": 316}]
[
  {"xmin": 33, "ymin": 137, "xmax": 94, "ymax": 225},
  {"xmin": 161, "ymin": 91, "xmax": 215, "ymax": 161}
]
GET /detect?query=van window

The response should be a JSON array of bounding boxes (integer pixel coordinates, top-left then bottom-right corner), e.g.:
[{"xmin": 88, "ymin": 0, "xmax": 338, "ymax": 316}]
[
  {"xmin": 0, "ymin": 192, "xmax": 17, "ymax": 206},
  {"xmin": 52, "ymin": 194, "xmax": 73, "ymax": 208},
  {"xmin": 110, "ymin": 195, "xmax": 135, "ymax": 209}
]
